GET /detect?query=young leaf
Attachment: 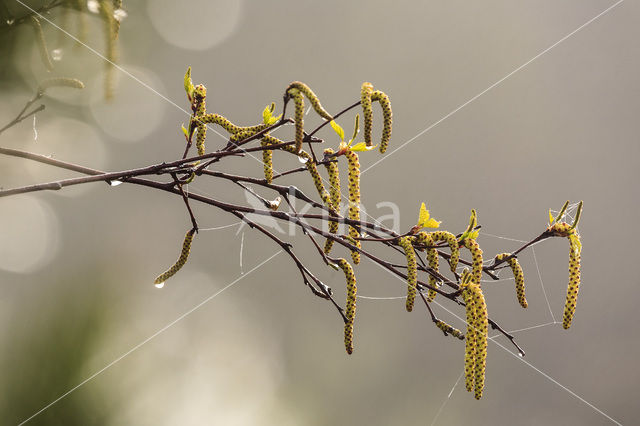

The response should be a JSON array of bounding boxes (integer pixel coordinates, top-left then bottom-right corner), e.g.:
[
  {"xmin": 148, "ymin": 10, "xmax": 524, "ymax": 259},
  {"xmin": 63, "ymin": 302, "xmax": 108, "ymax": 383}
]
[
  {"xmin": 460, "ymin": 210, "xmax": 479, "ymax": 241},
  {"xmin": 181, "ymin": 123, "xmax": 189, "ymax": 138},
  {"xmin": 269, "ymin": 114, "xmax": 282, "ymax": 125},
  {"xmin": 417, "ymin": 202, "xmax": 441, "ymax": 229},
  {"xmin": 262, "ymin": 105, "xmax": 272, "ymax": 124},
  {"xmin": 349, "ymin": 142, "xmax": 376, "ymax": 152},
  {"xmin": 330, "ymin": 120, "xmax": 345, "ymax": 142},
  {"xmin": 548, "ymin": 209, "xmax": 554, "ymax": 226},
  {"xmin": 349, "ymin": 114, "xmax": 360, "ymax": 144},
  {"xmin": 184, "ymin": 67, "xmax": 194, "ymax": 99}
]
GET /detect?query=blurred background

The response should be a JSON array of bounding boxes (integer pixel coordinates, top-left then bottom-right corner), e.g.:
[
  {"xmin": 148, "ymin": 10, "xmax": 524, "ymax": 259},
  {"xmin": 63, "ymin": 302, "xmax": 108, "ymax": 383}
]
[{"xmin": 1, "ymin": 0, "xmax": 638, "ymax": 424}]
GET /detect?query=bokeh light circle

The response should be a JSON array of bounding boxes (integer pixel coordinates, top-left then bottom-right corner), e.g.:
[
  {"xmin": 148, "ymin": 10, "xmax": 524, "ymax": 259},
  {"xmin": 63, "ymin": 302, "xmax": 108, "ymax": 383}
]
[{"xmin": 147, "ymin": 0, "xmax": 243, "ymax": 51}]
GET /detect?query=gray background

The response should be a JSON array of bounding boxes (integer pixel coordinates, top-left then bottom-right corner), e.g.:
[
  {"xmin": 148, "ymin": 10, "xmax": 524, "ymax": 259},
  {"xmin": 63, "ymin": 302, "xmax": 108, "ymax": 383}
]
[{"xmin": 0, "ymin": 0, "xmax": 638, "ymax": 424}]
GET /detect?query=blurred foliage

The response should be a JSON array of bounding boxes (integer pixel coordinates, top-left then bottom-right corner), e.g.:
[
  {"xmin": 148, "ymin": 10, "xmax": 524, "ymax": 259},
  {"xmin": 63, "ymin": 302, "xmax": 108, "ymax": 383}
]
[{"xmin": 0, "ymin": 270, "xmax": 116, "ymax": 424}]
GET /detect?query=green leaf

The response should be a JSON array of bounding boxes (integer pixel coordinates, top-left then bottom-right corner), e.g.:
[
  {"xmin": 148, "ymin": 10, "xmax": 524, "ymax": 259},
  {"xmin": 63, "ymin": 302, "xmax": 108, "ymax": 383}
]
[
  {"xmin": 349, "ymin": 114, "xmax": 360, "ymax": 143},
  {"xmin": 548, "ymin": 209, "xmax": 554, "ymax": 226},
  {"xmin": 181, "ymin": 123, "xmax": 189, "ymax": 138},
  {"xmin": 349, "ymin": 142, "xmax": 376, "ymax": 152},
  {"xmin": 184, "ymin": 67, "xmax": 194, "ymax": 99},
  {"xmin": 330, "ymin": 120, "xmax": 345, "ymax": 142},
  {"xmin": 262, "ymin": 105, "xmax": 272, "ymax": 124},
  {"xmin": 329, "ymin": 262, "xmax": 340, "ymax": 271},
  {"xmin": 416, "ymin": 202, "xmax": 441, "ymax": 229},
  {"xmin": 267, "ymin": 113, "xmax": 282, "ymax": 126}
]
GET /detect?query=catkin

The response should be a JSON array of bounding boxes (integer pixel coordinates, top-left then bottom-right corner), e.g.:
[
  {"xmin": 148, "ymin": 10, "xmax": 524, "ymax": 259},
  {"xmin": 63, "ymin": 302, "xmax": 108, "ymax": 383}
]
[
  {"xmin": 415, "ymin": 232, "xmax": 439, "ymax": 301},
  {"xmin": 37, "ymin": 78, "xmax": 85, "ymax": 94},
  {"xmin": 462, "ymin": 238, "xmax": 483, "ymax": 285},
  {"xmin": 199, "ymin": 113, "xmax": 243, "ymax": 134},
  {"xmin": 98, "ymin": 0, "xmax": 117, "ymax": 100},
  {"xmin": 323, "ymin": 148, "xmax": 341, "ymax": 254},
  {"xmin": 191, "ymin": 85, "xmax": 208, "ymax": 155},
  {"xmin": 563, "ymin": 233, "xmax": 581, "ymax": 329},
  {"xmin": 361, "ymin": 82, "xmax": 374, "ymax": 146},
  {"xmin": 344, "ymin": 150, "xmax": 361, "ymax": 264},
  {"xmin": 398, "ymin": 236, "xmax": 418, "ymax": 312},
  {"xmin": 296, "ymin": 151, "xmax": 331, "ymax": 206},
  {"xmin": 290, "ymin": 89, "xmax": 305, "ymax": 153},
  {"xmin": 154, "ymin": 229, "xmax": 195, "ymax": 284},
  {"xmin": 430, "ymin": 231, "xmax": 460, "ymax": 273},
  {"xmin": 470, "ymin": 282, "xmax": 488, "ymax": 400},
  {"xmin": 286, "ymin": 81, "xmax": 333, "ymax": 120},
  {"xmin": 461, "ymin": 275, "xmax": 477, "ymax": 393},
  {"xmin": 31, "ymin": 17, "xmax": 53, "ymax": 72},
  {"xmin": 371, "ymin": 90, "xmax": 392, "ymax": 153},
  {"xmin": 436, "ymin": 320, "xmax": 465, "ymax": 340},
  {"xmin": 495, "ymin": 253, "xmax": 527, "ymax": 308},
  {"xmin": 261, "ymin": 139, "xmax": 274, "ymax": 184},
  {"xmin": 337, "ymin": 258, "xmax": 357, "ymax": 354},
  {"xmin": 550, "ymin": 222, "xmax": 582, "ymax": 329}
]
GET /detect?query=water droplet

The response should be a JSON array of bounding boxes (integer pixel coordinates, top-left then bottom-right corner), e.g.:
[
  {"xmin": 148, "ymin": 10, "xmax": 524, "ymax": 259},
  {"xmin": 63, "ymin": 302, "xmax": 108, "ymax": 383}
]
[
  {"xmin": 51, "ymin": 48, "xmax": 63, "ymax": 61},
  {"xmin": 113, "ymin": 8, "xmax": 128, "ymax": 22},
  {"xmin": 298, "ymin": 155, "xmax": 309, "ymax": 164},
  {"xmin": 87, "ymin": 0, "xmax": 100, "ymax": 13},
  {"xmin": 518, "ymin": 352, "xmax": 524, "ymax": 358},
  {"xmin": 108, "ymin": 180, "xmax": 123, "ymax": 186},
  {"xmin": 155, "ymin": 282, "xmax": 165, "ymax": 289},
  {"xmin": 6, "ymin": 19, "xmax": 14, "ymax": 25}
]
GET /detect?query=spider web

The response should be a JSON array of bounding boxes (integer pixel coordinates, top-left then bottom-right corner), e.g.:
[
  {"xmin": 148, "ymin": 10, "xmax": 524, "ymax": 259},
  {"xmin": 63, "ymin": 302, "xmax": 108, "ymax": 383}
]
[{"xmin": 358, "ymin": 226, "xmax": 620, "ymax": 425}]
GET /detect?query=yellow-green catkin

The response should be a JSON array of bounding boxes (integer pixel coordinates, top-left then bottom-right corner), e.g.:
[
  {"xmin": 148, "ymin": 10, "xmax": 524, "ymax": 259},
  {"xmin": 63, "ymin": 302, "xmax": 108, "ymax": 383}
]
[
  {"xmin": 229, "ymin": 129, "xmax": 258, "ymax": 144},
  {"xmin": 361, "ymin": 82, "xmax": 374, "ymax": 146},
  {"xmin": 297, "ymin": 151, "xmax": 331, "ymax": 206},
  {"xmin": 470, "ymin": 283, "xmax": 488, "ymax": 400},
  {"xmin": 436, "ymin": 320, "xmax": 465, "ymax": 340},
  {"xmin": 260, "ymin": 134, "xmax": 287, "ymax": 183},
  {"xmin": 337, "ymin": 258, "xmax": 357, "ymax": 354},
  {"xmin": 430, "ymin": 231, "xmax": 460, "ymax": 273},
  {"xmin": 415, "ymin": 232, "xmax": 439, "ymax": 301},
  {"xmin": 398, "ymin": 236, "xmax": 417, "ymax": 312},
  {"xmin": 287, "ymin": 81, "xmax": 333, "ymax": 120},
  {"xmin": 345, "ymin": 150, "xmax": 361, "ymax": 264},
  {"xmin": 286, "ymin": 81, "xmax": 332, "ymax": 153},
  {"xmin": 462, "ymin": 238, "xmax": 483, "ymax": 285},
  {"xmin": 290, "ymin": 89, "xmax": 305, "ymax": 153},
  {"xmin": 154, "ymin": 229, "xmax": 195, "ymax": 284},
  {"xmin": 323, "ymin": 148, "xmax": 341, "ymax": 254},
  {"xmin": 261, "ymin": 139, "xmax": 274, "ymax": 184},
  {"xmin": 200, "ymin": 113, "xmax": 243, "ymax": 134},
  {"xmin": 371, "ymin": 90, "xmax": 392, "ymax": 153},
  {"xmin": 461, "ymin": 275, "xmax": 477, "ymax": 393},
  {"xmin": 550, "ymin": 223, "xmax": 582, "ymax": 329},
  {"xmin": 495, "ymin": 253, "xmax": 527, "ymax": 308},
  {"xmin": 192, "ymin": 85, "xmax": 207, "ymax": 156},
  {"xmin": 31, "ymin": 17, "xmax": 53, "ymax": 72}
]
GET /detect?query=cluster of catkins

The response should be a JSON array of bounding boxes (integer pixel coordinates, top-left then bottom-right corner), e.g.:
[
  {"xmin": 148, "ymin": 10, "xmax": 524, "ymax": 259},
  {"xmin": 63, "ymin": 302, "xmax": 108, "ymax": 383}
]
[
  {"xmin": 30, "ymin": 0, "xmax": 123, "ymax": 99},
  {"xmin": 152, "ymin": 70, "xmax": 583, "ymax": 401}
]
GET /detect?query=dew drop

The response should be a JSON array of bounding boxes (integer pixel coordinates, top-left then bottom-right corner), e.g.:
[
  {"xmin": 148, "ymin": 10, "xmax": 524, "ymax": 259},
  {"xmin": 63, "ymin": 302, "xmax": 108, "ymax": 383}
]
[
  {"xmin": 298, "ymin": 155, "xmax": 309, "ymax": 164},
  {"xmin": 108, "ymin": 179, "xmax": 123, "ymax": 186},
  {"xmin": 155, "ymin": 282, "xmax": 165, "ymax": 289},
  {"xmin": 51, "ymin": 48, "xmax": 63, "ymax": 61},
  {"xmin": 87, "ymin": 0, "xmax": 100, "ymax": 13},
  {"xmin": 6, "ymin": 19, "xmax": 14, "ymax": 25},
  {"xmin": 518, "ymin": 352, "xmax": 524, "ymax": 358},
  {"xmin": 113, "ymin": 8, "xmax": 127, "ymax": 22}
]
